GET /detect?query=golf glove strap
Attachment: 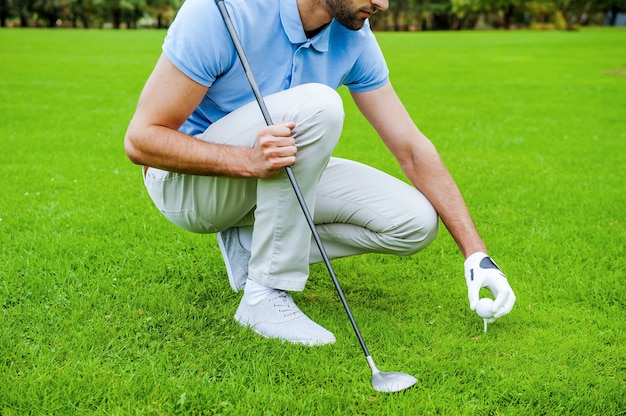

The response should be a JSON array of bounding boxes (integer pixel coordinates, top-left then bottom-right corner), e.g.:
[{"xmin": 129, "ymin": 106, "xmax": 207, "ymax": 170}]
[{"xmin": 464, "ymin": 252, "xmax": 516, "ymax": 319}]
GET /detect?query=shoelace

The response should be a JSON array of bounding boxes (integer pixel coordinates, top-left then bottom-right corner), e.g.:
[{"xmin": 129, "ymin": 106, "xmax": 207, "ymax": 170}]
[{"xmin": 271, "ymin": 291, "xmax": 301, "ymax": 318}]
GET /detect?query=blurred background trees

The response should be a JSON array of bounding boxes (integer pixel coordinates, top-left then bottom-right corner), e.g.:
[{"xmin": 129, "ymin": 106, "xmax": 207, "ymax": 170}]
[
  {"xmin": 0, "ymin": 0, "xmax": 181, "ymax": 27},
  {"xmin": 370, "ymin": 0, "xmax": 626, "ymax": 29},
  {"xmin": 0, "ymin": 0, "xmax": 624, "ymax": 29}
]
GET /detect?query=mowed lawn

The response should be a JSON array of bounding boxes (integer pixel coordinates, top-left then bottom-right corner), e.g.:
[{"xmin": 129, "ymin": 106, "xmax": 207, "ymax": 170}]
[{"xmin": 1, "ymin": 27, "xmax": 625, "ymax": 415}]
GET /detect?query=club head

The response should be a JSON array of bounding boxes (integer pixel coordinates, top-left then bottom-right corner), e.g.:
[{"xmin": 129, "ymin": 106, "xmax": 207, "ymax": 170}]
[
  {"xmin": 366, "ymin": 355, "xmax": 417, "ymax": 393},
  {"xmin": 372, "ymin": 370, "xmax": 418, "ymax": 393}
]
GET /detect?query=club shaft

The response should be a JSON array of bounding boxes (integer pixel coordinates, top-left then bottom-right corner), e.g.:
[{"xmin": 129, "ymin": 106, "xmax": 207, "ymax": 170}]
[{"xmin": 216, "ymin": 0, "xmax": 370, "ymax": 358}]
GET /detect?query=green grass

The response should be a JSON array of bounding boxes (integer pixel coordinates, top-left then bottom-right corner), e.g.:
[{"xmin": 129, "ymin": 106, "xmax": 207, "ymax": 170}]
[{"xmin": 1, "ymin": 27, "xmax": 625, "ymax": 415}]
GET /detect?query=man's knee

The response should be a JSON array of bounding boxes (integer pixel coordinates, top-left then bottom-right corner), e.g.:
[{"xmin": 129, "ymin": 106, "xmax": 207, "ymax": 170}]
[
  {"xmin": 294, "ymin": 83, "xmax": 344, "ymax": 120},
  {"xmin": 290, "ymin": 83, "xmax": 344, "ymax": 141},
  {"xmin": 395, "ymin": 207, "xmax": 439, "ymax": 256}
]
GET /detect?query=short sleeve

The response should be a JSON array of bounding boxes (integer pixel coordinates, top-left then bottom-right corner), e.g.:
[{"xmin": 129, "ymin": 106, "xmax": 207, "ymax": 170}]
[
  {"xmin": 343, "ymin": 29, "xmax": 389, "ymax": 92},
  {"xmin": 162, "ymin": 0, "xmax": 236, "ymax": 87}
]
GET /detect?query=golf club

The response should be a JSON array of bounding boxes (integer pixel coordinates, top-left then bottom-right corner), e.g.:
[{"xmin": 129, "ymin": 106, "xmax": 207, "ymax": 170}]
[{"xmin": 215, "ymin": 0, "xmax": 418, "ymax": 393}]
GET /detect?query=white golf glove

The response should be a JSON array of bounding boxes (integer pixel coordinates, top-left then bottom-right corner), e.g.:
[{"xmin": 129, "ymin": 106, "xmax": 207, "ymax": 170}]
[{"xmin": 464, "ymin": 252, "xmax": 516, "ymax": 320}]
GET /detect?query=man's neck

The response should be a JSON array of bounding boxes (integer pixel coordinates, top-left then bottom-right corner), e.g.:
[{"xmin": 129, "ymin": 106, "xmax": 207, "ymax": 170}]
[{"xmin": 297, "ymin": 0, "xmax": 333, "ymax": 38}]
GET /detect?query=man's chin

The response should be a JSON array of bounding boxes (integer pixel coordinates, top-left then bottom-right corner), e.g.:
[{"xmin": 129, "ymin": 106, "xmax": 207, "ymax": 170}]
[{"xmin": 338, "ymin": 18, "xmax": 366, "ymax": 31}]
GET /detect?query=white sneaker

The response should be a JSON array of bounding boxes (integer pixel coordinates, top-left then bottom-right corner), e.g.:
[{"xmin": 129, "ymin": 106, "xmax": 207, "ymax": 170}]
[
  {"xmin": 216, "ymin": 228, "xmax": 249, "ymax": 292},
  {"xmin": 234, "ymin": 291, "xmax": 336, "ymax": 346}
]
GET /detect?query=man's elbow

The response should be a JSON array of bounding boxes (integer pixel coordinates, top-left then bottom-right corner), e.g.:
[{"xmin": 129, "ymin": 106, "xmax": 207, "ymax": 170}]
[{"xmin": 124, "ymin": 129, "xmax": 145, "ymax": 166}]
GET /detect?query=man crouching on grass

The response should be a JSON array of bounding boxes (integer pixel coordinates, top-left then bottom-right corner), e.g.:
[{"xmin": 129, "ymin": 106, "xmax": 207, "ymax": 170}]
[{"xmin": 124, "ymin": 0, "xmax": 516, "ymax": 346}]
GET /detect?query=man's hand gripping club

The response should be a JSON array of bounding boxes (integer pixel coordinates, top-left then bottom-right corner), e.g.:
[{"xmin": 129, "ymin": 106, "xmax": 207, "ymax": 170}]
[{"xmin": 249, "ymin": 122, "xmax": 297, "ymax": 178}]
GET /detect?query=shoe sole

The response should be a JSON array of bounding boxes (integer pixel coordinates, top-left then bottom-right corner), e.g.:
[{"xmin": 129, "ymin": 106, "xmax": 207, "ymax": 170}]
[{"xmin": 238, "ymin": 323, "xmax": 336, "ymax": 346}]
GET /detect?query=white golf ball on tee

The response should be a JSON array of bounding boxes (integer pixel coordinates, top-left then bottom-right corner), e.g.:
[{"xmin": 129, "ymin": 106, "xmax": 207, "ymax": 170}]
[{"xmin": 475, "ymin": 298, "xmax": 495, "ymax": 319}]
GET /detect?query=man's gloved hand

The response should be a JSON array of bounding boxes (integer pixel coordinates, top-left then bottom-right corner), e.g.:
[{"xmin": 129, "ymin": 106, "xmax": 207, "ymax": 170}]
[{"xmin": 464, "ymin": 252, "xmax": 516, "ymax": 320}]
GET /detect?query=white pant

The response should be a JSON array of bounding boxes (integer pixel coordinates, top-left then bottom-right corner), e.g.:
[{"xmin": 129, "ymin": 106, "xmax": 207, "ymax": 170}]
[{"xmin": 144, "ymin": 84, "xmax": 439, "ymax": 291}]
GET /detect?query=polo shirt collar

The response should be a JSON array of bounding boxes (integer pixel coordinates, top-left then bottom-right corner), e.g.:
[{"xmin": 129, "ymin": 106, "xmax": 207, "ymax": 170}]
[{"xmin": 280, "ymin": 0, "xmax": 331, "ymax": 52}]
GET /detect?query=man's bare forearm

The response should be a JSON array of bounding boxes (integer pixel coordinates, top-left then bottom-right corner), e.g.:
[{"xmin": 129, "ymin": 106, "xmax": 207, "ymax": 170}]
[
  {"xmin": 399, "ymin": 139, "xmax": 487, "ymax": 258},
  {"xmin": 124, "ymin": 123, "xmax": 256, "ymax": 177}
]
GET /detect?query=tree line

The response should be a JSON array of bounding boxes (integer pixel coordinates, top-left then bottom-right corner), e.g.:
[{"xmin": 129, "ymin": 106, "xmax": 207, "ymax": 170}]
[{"xmin": 1, "ymin": 0, "xmax": 624, "ymax": 29}]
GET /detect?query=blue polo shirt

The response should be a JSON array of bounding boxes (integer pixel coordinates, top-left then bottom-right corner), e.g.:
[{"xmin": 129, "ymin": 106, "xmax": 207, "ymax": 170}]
[{"xmin": 163, "ymin": 0, "xmax": 389, "ymax": 135}]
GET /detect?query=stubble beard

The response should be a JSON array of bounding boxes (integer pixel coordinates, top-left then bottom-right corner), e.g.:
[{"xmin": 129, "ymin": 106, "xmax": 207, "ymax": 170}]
[{"xmin": 324, "ymin": 0, "xmax": 370, "ymax": 31}]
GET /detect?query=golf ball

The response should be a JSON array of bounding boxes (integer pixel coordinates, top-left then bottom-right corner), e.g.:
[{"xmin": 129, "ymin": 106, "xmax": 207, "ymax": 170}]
[{"xmin": 476, "ymin": 298, "xmax": 494, "ymax": 319}]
